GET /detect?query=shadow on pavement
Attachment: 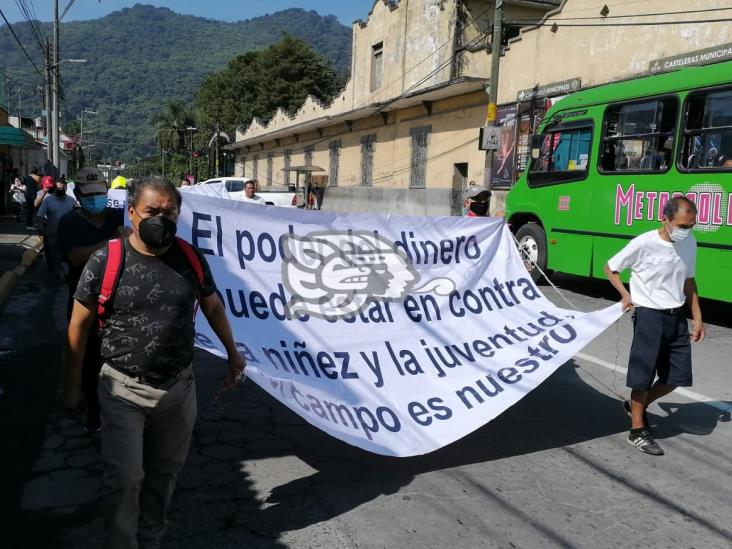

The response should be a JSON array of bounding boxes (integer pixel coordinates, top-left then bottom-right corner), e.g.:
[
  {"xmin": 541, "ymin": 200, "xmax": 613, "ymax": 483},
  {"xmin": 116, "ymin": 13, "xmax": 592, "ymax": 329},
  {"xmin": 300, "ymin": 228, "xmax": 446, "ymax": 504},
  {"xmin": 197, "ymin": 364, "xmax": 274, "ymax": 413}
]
[{"xmin": 160, "ymin": 356, "xmax": 729, "ymax": 547}]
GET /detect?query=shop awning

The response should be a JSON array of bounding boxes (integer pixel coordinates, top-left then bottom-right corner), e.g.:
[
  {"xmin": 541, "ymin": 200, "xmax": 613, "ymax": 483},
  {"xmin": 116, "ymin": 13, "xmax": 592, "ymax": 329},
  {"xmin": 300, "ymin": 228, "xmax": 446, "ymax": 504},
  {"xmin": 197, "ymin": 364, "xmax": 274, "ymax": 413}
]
[{"xmin": 0, "ymin": 127, "xmax": 43, "ymax": 149}]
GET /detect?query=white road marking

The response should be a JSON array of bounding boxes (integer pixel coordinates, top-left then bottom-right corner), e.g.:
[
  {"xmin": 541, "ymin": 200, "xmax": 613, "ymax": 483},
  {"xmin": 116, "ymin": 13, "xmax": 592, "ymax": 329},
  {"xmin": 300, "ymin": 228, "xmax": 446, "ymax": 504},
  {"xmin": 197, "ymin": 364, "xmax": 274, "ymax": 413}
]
[{"xmin": 575, "ymin": 352, "xmax": 732, "ymax": 415}]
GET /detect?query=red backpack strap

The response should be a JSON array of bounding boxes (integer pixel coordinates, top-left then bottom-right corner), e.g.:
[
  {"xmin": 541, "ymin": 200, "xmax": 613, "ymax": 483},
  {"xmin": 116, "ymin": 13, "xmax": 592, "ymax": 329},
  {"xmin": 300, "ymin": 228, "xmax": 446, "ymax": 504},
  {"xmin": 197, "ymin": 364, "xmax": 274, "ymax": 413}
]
[
  {"xmin": 176, "ymin": 237, "xmax": 204, "ymax": 286},
  {"xmin": 176, "ymin": 237, "xmax": 204, "ymax": 320},
  {"xmin": 98, "ymin": 239, "xmax": 125, "ymax": 331}
]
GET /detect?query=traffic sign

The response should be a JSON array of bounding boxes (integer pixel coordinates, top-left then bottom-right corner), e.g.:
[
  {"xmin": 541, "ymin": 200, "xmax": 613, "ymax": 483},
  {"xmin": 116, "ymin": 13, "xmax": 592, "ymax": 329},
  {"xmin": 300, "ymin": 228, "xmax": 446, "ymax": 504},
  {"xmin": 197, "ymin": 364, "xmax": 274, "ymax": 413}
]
[{"xmin": 479, "ymin": 125, "xmax": 500, "ymax": 150}]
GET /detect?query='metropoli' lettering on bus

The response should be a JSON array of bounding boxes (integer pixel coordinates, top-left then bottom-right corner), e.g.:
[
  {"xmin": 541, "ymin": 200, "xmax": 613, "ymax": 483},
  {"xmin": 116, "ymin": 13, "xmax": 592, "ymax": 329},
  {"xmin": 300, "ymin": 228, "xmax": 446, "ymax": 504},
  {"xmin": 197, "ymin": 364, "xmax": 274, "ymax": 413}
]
[{"xmin": 614, "ymin": 184, "xmax": 732, "ymax": 227}]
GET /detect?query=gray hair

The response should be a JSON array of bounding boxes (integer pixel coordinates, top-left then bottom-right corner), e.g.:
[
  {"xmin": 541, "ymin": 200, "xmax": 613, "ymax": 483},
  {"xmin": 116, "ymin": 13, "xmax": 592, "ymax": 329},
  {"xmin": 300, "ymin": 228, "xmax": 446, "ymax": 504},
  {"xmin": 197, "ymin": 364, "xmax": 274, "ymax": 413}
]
[
  {"xmin": 662, "ymin": 196, "xmax": 697, "ymax": 220},
  {"xmin": 128, "ymin": 176, "xmax": 182, "ymax": 208}
]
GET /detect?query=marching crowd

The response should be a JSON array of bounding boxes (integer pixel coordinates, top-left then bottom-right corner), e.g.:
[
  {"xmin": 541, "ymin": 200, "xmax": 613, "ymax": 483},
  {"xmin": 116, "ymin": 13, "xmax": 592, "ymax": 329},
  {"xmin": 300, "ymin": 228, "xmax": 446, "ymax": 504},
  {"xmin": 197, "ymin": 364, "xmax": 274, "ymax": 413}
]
[{"xmin": 6, "ymin": 166, "xmax": 704, "ymax": 548}]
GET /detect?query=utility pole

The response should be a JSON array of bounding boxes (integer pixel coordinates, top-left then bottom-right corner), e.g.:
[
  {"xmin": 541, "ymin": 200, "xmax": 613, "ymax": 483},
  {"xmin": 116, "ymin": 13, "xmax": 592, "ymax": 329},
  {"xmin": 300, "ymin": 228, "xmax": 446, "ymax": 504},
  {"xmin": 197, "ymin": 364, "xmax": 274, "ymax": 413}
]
[
  {"xmin": 185, "ymin": 126, "xmax": 197, "ymax": 180},
  {"xmin": 52, "ymin": 0, "xmax": 60, "ymax": 174},
  {"xmin": 483, "ymin": 0, "xmax": 503, "ymax": 192},
  {"xmin": 214, "ymin": 123, "xmax": 220, "ymax": 177},
  {"xmin": 45, "ymin": 39, "xmax": 53, "ymax": 168}
]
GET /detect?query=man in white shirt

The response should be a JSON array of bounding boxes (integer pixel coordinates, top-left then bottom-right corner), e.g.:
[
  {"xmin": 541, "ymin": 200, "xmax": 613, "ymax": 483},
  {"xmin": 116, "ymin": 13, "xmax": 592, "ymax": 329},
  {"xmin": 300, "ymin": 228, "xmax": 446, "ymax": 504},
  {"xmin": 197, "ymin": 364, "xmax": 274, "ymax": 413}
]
[
  {"xmin": 604, "ymin": 197, "xmax": 705, "ymax": 456},
  {"xmin": 241, "ymin": 180, "xmax": 266, "ymax": 205}
]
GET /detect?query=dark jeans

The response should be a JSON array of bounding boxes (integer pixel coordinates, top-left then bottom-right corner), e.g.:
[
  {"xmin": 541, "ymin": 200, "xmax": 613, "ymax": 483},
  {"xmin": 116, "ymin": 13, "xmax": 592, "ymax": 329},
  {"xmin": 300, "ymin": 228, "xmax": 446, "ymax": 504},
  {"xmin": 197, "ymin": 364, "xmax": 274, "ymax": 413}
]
[
  {"xmin": 25, "ymin": 197, "xmax": 34, "ymax": 227},
  {"xmin": 82, "ymin": 328, "xmax": 103, "ymax": 424}
]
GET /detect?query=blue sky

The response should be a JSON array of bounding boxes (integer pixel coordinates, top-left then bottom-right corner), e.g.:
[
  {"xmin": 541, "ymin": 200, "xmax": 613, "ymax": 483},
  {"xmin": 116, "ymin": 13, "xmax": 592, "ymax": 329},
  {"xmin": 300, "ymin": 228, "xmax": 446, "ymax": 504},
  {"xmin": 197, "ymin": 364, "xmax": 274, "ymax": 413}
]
[{"xmin": 5, "ymin": 0, "xmax": 377, "ymax": 26}]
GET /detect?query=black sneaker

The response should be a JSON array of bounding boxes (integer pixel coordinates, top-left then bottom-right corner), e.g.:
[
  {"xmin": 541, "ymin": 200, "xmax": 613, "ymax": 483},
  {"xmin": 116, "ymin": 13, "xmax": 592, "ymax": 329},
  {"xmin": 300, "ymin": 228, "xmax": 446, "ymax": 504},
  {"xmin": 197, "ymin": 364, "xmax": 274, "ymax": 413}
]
[
  {"xmin": 623, "ymin": 400, "xmax": 652, "ymax": 431},
  {"xmin": 627, "ymin": 430, "xmax": 664, "ymax": 456}
]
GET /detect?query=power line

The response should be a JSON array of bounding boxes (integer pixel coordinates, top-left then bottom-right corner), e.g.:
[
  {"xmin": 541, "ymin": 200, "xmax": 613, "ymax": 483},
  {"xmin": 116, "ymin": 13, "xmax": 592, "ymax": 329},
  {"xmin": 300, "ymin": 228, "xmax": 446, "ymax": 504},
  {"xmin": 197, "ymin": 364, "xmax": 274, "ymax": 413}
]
[
  {"xmin": 13, "ymin": 0, "xmax": 46, "ymax": 58},
  {"xmin": 277, "ymin": 27, "xmax": 491, "ymax": 157},
  {"xmin": 0, "ymin": 8, "xmax": 44, "ymax": 77},
  {"xmin": 508, "ymin": 5, "xmax": 732, "ymax": 23},
  {"xmin": 60, "ymin": 0, "xmax": 78, "ymax": 21},
  {"xmin": 530, "ymin": 17, "xmax": 732, "ymax": 28}
]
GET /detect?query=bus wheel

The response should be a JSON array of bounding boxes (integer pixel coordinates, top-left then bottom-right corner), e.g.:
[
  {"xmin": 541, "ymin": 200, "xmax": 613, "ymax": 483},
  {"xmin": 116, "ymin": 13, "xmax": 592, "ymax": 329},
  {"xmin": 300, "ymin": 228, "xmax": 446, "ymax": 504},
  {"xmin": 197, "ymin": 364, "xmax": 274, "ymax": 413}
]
[{"xmin": 515, "ymin": 223, "xmax": 550, "ymax": 283}]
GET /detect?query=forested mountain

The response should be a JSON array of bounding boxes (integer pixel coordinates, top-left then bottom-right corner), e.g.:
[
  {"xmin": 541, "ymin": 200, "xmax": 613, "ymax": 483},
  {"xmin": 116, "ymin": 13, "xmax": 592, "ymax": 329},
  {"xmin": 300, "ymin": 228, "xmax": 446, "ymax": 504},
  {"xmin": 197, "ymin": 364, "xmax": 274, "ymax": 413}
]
[{"xmin": 0, "ymin": 4, "xmax": 352, "ymax": 160}]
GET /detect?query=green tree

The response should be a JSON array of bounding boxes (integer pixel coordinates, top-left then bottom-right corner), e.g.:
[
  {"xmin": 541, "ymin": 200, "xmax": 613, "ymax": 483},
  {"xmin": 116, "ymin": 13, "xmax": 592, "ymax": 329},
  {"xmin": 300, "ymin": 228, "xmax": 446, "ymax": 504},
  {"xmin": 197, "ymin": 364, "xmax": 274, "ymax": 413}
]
[
  {"xmin": 195, "ymin": 36, "xmax": 345, "ymax": 139},
  {"xmin": 152, "ymin": 100, "xmax": 197, "ymax": 154}
]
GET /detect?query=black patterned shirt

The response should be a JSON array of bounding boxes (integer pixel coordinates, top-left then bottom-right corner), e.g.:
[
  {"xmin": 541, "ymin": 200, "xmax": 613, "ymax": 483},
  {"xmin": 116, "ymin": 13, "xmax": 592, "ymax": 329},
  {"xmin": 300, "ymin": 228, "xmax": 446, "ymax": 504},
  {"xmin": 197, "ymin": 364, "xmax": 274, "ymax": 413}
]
[{"xmin": 74, "ymin": 238, "xmax": 217, "ymax": 383}]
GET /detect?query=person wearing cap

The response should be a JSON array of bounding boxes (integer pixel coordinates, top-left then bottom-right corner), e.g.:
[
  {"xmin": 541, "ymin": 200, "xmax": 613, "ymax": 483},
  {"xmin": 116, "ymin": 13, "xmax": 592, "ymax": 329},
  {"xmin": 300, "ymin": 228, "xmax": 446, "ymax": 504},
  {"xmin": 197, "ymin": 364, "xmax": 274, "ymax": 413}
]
[
  {"xmin": 111, "ymin": 175, "xmax": 127, "ymax": 189},
  {"xmin": 36, "ymin": 176, "xmax": 78, "ymax": 279},
  {"xmin": 464, "ymin": 185, "xmax": 492, "ymax": 217},
  {"xmin": 34, "ymin": 175, "xmax": 55, "ymax": 209},
  {"xmin": 58, "ymin": 167, "xmax": 126, "ymax": 433}
]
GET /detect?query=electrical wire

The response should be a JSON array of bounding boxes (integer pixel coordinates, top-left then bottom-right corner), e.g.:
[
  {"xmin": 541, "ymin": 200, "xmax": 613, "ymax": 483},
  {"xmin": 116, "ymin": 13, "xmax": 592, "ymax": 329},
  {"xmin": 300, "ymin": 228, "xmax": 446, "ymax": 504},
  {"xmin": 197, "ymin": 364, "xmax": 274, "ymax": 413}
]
[
  {"xmin": 13, "ymin": 0, "xmax": 46, "ymax": 58},
  {"xmin": 60, "ymin": 0, "xmax": 77, "ymax": 21},
  {"xmin": 0, "ymin": 8, "xmax": 44, "ymax": 77},
  {"xmin": 232, "ymin": 5, "xmax": 494, "ymax": 159},
  {"xmin": 259, "ymin": 26, "xmax": 491, "ymax": 158},
  {"xmin": 529, "ymin": 17, "xmax": 732, "ymax": 28},
  {"xmin": 507, "ymin": 5, "xmax": 732, "ymax": 23}
]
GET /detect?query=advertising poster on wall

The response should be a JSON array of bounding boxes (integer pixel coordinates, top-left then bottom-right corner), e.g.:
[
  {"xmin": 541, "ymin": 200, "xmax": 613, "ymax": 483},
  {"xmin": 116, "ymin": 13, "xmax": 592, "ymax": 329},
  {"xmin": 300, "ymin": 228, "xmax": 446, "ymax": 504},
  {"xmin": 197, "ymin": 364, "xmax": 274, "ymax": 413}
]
[
  {"xmin": 490, "ymin": 104, "xmax": 518, "ymax": 188},
  {"xmin": 516, "ymin": 99, "xmax": 552, "ymax": 176}
]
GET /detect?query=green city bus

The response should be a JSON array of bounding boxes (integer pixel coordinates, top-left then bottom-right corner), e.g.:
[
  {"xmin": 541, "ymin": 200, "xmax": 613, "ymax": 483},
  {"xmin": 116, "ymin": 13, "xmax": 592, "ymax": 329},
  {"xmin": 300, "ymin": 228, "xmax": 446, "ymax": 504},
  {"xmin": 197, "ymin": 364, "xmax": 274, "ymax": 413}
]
[{"xmin": 505, "ymin": 60, "xmax": 732, "ymax": 303}]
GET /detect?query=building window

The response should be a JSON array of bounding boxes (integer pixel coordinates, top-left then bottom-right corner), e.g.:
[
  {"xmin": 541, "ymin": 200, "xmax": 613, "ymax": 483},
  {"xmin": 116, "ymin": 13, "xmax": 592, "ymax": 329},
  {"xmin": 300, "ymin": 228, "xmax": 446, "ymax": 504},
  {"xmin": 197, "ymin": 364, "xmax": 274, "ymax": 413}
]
[
  {"xmin": 360, "ymin": 134, "xmax": 376, "ymax": 186},
  {"xmin": 304, "ymin": 145, "xmax": 314, "ymax": 166},
  {"xmin": 679, "ymin": 87, "xmax": 732, "ymax": 171},
  {"xmin": 240, "ymin": 155, "xmax": 247, "ymax": 177},
  {"xmin": 601, "ymin": 98, "xmax": 678, "ymax": 172},
  {"xmin": 284, "ymin": 148, "xmax": 291, "ymax": 187},
  {"xmin": 370, "ymin": 42, "xmax": 383, "ymax": 92},
  {"xmin": 329, "ymin": 139, "xmax": 341, "ymax": 187},
  {"xmin": 253, "ymin": 154, "xmax": 259, "ymax": 180},
  {"xmin": 267, "ymin": 152, "xmax": 274, "ymax": 185},
  {"xmin": 409, "ymin": 126, "xmax": 431, "ymax": 188}
]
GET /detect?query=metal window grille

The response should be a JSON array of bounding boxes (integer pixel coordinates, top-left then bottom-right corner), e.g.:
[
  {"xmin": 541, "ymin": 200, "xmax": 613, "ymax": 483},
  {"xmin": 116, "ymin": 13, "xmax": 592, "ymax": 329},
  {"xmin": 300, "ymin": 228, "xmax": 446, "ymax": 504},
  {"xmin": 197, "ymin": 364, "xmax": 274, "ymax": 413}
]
[
  {"xmin": 371, "ymin": 42, "xmax": 383, "ymax": 91},
  {"xmin": 304, "ymin": 145, "xmax": 314, "ymax": 166},
  {"xmin": 241, "ymin": 156, "xmax": 247, "ymax": 177},
  {"xmin": 329, "ymin": 140, "xmax": 341, "ymax": 187},
  {"xmin": 253, "ymin": 154, "xmax": 259, "ymax": 180},
  {"xmin": 360, "ymin": 134, "xmax": 376, "ymax": 186},
  {"xmin": 284, "ymin": 148, "xmax": 291, "ymax": 186},
  {"xmin": 409, "ymin": 126, "xmax": 431, "ymax": 188},
  {"xmin": 267, "ymin": 152, "xmax": 273, "ymax": 185}
]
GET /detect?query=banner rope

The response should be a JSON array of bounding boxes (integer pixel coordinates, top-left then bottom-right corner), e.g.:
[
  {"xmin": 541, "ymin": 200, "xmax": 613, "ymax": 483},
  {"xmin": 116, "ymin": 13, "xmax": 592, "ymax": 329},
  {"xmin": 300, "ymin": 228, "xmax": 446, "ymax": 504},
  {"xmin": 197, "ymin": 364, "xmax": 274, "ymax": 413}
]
[{"xmin": 510, "ymin": 231, "xmax": 627, "ymax": 400}]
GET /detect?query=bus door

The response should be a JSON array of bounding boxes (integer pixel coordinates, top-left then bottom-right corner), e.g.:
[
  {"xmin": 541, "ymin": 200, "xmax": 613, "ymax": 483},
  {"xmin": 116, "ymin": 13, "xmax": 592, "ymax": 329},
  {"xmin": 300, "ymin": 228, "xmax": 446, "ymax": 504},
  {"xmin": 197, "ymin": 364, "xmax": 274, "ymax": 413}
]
[
  {"xmin": 527, "ymin": 120, "xmax": 594, "ymax": 276},
  {"xmin": 592, "ymin": 96, "xmax": 680, "ymax": 277}
]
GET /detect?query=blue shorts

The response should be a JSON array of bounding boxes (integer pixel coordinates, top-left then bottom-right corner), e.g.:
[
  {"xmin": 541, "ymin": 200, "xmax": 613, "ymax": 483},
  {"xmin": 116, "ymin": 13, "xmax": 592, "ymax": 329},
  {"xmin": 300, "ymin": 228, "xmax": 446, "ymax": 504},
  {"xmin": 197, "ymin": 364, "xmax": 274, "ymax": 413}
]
[{"xmin": 627, "ymin": 306, "xmax": 692, "ymax": 391}]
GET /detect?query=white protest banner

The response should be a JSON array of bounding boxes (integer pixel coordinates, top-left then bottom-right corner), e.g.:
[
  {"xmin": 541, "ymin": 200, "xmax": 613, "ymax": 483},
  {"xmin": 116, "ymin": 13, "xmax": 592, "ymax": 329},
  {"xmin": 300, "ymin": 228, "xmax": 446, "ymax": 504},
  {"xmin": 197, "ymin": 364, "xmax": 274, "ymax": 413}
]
[{"xmin": 178, "ymin": 194, "xmax": 622, "ymax": 457}]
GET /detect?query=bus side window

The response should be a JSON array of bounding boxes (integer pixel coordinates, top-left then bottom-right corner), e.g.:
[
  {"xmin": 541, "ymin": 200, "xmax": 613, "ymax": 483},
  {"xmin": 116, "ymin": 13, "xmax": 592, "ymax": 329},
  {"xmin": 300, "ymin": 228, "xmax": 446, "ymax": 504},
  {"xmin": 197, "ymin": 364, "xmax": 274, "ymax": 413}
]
[
  {"xmin": 680, "ymin": 88, "xmax": 732, "ymax": 171},
  {"xmin": 600, "ymin": 98, "xmax": 677, "ymax": 173},
  {"xmin": 528, "ymin": 125, "xmax": 592, "ymax": 186}
]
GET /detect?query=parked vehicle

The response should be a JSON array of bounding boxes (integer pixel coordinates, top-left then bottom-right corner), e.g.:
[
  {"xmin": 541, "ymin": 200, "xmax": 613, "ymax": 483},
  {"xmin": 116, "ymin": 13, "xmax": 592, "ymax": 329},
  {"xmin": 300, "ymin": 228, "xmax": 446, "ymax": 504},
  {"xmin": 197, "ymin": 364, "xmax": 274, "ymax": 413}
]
[
  {"xmin": 505, "ymin": 60, "xmax": 732, "ymax": 303},
  {"xmin": 197, "ymin": 177, "xmax": 302, "ymax": 207}
]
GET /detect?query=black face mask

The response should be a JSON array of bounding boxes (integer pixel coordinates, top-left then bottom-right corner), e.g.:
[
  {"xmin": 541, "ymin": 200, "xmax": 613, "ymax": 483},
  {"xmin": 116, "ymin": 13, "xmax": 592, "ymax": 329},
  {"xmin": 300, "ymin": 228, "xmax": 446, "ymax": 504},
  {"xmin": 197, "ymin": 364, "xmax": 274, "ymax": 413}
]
[{"xmin": 137, "ymin": 215, "xmax": 177, "ymax": 248}]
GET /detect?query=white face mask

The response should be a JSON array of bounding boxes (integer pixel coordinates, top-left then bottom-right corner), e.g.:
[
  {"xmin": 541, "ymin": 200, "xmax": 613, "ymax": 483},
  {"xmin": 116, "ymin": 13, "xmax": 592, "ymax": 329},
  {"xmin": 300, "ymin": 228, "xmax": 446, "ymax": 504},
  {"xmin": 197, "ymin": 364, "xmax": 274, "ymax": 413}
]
[{"xmin": 667, "ymin": 224, "xmax": 691, "ymax": 242}]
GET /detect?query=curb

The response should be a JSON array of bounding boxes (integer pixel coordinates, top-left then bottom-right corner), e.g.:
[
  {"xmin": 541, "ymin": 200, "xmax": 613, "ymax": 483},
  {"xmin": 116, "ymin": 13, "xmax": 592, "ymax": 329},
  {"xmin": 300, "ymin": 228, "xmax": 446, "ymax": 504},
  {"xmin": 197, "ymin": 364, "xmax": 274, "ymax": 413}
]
[{"xmin": 0, "ymin": 235, "xmax": 44, "ymax": 309}]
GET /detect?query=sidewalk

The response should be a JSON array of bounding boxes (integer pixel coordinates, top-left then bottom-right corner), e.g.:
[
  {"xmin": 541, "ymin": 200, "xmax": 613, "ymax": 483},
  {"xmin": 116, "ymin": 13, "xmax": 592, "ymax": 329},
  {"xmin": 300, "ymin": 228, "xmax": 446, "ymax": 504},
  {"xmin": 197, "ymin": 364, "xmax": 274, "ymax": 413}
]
[{"xmin": 0, "ymin": 216, "xmax": 44, "ymax": 308}]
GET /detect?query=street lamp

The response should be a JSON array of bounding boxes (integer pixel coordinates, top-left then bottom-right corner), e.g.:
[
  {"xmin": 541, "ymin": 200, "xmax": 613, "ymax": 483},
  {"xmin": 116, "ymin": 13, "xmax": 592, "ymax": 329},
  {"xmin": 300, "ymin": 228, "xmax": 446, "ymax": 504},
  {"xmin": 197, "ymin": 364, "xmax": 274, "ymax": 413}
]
[{"xmin": 50, "ymin": 58, "xmax": 87, "ymax": 174}]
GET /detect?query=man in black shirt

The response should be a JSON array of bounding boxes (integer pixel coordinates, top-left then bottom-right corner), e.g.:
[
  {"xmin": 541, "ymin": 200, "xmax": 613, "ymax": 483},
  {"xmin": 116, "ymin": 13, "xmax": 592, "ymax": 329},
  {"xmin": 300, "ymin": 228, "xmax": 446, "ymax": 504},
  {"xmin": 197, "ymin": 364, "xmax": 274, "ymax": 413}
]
[
  {"xmin": 58, "ymin": 167, "xmax": 125, "ymax": 433},
  {"xmin": 63, "ymin": 176, "xmax": 244, "ymax": 549}
]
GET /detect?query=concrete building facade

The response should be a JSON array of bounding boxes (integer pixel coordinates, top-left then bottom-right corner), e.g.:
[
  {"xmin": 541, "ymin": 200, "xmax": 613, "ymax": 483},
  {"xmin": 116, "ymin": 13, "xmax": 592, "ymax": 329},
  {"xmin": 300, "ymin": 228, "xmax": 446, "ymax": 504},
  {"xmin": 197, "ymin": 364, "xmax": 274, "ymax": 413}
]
[{"xmin": 228, "ymin": 0, "xmax": 732, "ymax": 216}]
